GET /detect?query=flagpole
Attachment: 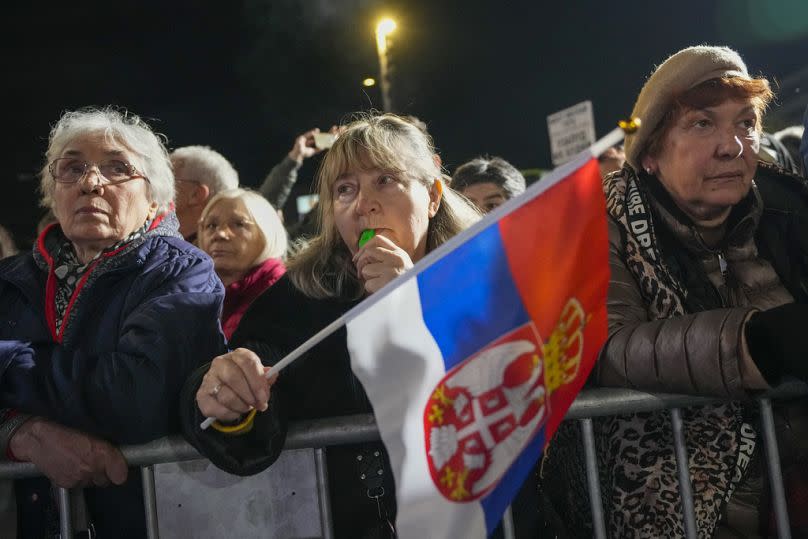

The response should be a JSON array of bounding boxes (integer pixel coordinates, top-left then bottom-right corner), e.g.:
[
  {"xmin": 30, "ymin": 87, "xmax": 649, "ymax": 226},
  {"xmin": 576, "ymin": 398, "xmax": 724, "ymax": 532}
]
[{"xmin": 201, "ymin": 126, "xmax": 627, "ymax": 430}]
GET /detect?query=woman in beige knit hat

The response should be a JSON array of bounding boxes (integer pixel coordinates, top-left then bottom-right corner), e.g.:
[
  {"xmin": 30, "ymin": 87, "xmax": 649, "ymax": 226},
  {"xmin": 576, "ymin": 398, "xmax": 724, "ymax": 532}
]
[{"xmin": 546, "ymin": 45, "xmax": 808, "ymax": 538}]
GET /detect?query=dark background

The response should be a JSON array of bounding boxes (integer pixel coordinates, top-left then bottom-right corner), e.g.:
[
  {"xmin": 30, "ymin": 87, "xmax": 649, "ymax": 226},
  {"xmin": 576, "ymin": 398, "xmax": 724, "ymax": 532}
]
[{"xmin": 5, "ymin": 0, "xmax": 808, "ymax": 247}]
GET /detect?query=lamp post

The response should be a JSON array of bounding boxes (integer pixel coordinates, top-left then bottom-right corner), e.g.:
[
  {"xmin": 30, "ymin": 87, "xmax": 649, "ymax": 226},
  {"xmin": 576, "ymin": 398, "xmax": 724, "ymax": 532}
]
[{"xmin": 375, "ymin": 18, "xmax": 396, "ymax": 112}]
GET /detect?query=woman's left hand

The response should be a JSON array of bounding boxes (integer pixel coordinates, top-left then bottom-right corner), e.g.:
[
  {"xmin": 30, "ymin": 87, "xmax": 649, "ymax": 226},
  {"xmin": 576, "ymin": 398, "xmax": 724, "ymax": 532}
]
[{"xmin": 353, "ymin": 235, "xmax": 414, "ymax": 294}]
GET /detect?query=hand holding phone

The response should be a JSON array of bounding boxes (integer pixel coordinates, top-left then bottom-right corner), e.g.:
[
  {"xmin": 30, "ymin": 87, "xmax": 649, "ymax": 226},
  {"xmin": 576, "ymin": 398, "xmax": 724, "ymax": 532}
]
[{"xmin": 313, "ymin": 132, "xmax": 336, "ymax": 150}]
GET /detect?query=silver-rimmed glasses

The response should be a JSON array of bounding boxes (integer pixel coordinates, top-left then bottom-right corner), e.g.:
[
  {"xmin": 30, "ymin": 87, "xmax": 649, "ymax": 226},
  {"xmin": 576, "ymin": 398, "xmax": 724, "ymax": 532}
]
[{"xmin": 48, "ymin": 158, "xmax": 149, "ymax": 185}]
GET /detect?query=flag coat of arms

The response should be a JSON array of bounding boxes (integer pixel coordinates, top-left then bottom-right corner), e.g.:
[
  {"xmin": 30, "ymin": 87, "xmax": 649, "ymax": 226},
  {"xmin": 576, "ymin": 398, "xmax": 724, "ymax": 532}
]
[{"xmin": 347, "ymin": 148, "xmax": 612, "ymax": 537}]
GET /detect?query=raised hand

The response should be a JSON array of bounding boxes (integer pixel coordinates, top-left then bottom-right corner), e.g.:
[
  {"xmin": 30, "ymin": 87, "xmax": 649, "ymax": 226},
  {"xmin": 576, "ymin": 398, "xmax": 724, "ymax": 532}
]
[{"xmin": 353, "ymin": 234, "xmax": 414, "ymax": 294}]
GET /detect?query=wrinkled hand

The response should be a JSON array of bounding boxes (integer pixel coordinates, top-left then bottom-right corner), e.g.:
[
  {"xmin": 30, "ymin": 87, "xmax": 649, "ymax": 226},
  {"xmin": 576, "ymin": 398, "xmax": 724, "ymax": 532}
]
[
  {"xmin": 353, "ymin": 234, "xmax": 414, "ymax": 294},
  {"xmin": 9, "ymin": 418, "xmax": 128, "ymax": 488},
  {"xmin": 196, "ymin": 348, "xmax": 278, "ymax": 423},
  {"xmin": 288, "ymin": 125, "xmax": 340, "ymax": 163}
]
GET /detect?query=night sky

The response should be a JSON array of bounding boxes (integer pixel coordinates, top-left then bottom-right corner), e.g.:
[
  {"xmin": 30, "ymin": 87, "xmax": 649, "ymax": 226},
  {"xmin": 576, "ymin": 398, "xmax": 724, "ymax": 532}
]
[{"xmin": 6, "ymin": 0, "xmax": 808, "ymax": 246}]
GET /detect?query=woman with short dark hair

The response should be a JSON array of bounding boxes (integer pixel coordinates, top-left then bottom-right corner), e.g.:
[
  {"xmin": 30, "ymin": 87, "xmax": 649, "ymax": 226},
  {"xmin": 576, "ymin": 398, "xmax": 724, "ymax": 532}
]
[{"xmin": 452, "ymin": 156, "xmax": 526, "ymax": 213}]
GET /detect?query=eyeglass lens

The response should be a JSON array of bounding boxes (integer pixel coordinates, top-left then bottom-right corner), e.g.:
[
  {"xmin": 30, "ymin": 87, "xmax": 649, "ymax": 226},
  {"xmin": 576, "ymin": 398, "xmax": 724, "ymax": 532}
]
[{"xmin": 52, "ymin": 158, "xmax": 132, "ymax": 183}]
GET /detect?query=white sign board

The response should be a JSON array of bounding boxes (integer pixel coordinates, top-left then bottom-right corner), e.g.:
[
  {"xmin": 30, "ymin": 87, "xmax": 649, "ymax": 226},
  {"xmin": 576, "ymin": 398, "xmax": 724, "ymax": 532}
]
[{"xmin": 547, "ymin": 100, "xmax": 596, "ymax": 166}]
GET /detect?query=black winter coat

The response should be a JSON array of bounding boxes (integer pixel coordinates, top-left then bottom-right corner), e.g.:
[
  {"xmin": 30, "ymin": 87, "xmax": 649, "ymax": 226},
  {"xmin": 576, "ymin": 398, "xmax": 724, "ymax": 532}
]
[{"xmin": 181, "ymin": 275, "xmax": 397, "ymax": 538}]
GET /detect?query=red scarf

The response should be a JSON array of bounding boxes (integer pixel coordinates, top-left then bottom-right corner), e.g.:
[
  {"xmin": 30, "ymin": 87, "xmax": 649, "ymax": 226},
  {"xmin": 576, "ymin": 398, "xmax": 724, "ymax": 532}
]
[{"xmin": 221, "ymin": 257, "xmax": 286, "ymax": 340}]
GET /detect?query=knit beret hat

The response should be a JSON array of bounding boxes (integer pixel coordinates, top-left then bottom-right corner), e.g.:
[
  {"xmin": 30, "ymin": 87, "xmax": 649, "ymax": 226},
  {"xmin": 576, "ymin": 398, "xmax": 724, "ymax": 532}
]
[{"xmin": 624, "ymin": 45, "xmax": 749, "ymax": 169}]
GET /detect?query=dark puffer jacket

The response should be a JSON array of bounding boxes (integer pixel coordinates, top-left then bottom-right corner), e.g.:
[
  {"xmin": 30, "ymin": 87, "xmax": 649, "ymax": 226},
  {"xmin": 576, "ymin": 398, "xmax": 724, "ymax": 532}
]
[
  {"xmin": 0, "ymin": 213, "xmax": 226, "ymax": 538},
  {"xmin": 181, "ymin": 275, "xmax": 399, "ymax": 539},
  {"xmin": 591, "ymin": 162, "xmax": 808, "ymax": 537},
  {"xmin": 595, "ymin": 164, "xmax": 802, "ymax": 396}
]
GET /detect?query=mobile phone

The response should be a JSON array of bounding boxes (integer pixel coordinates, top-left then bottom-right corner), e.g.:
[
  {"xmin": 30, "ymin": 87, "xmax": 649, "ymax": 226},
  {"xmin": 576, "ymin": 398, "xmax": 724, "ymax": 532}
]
[{"xmin": 313, "ymin": 132, "xmax": 336, "ymax": 150}]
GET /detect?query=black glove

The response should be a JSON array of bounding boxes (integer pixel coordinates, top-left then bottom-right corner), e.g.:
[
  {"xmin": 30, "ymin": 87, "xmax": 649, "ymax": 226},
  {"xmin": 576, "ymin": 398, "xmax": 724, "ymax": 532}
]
[{"xmin": 744, "ymin": 303, "xmax": 808, "ymax": 385}]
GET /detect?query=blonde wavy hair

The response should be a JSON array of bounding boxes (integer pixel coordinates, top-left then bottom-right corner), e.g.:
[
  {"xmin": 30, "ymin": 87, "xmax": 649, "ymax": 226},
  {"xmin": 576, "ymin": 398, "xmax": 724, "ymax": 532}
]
[{"xmin": 288, "ymin": 113, "xmax": 480, "ymax": 300}]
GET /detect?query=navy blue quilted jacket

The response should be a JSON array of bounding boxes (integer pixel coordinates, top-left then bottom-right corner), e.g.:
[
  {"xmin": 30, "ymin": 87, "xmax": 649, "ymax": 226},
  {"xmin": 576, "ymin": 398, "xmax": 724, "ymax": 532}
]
[{"xmin": 0, "ymin": 212, "xmax": 226, "ymax": 537}]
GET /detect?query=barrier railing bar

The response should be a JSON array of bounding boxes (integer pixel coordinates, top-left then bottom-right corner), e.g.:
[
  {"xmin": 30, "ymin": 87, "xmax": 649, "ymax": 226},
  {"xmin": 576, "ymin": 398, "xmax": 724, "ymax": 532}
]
[
  {"xmin": 501, "ymin": 506, "xmax": 516, "ymax": 539},
  {"xmin": 759, "ymin": 398, "xmax": 791, "ymax": 539},
  {"xmin": 0, "ymin": 383, "xmax": 804, "ymax": 539},
  {"xmin": 670, "ymin": 408, "xmax": 698, "ymax": 539},
  {"xmin": 314, "ymin": 447, "xmax": 334, "ymax": 539},
  {"xmin": 580, "ymin": 418, "xmax": 606, "ymax": 539},
  {"xmin": 56, "ymin": 487, "xmax": 72, "ymax": 539},
  {"xmin": 141, "ymin": 465, "xmax": 160, "ymax": 539},
  {"xmin": 0, "ymin": 414, "xmax": 381, "ymax": 479},
  {"xmin": 564, "ymin": 381, "xmax": 808, "ymax": 420},
  {"xmin": 2, "ymin": 384, "xmax": 805, "ymax": 480}
]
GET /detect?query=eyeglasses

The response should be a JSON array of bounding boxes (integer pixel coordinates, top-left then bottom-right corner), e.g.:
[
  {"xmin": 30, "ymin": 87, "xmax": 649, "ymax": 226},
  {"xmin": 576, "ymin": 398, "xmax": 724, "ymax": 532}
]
[{"xmin": 49, "ymin": 158, "xmax": 149, "ymax": 185}]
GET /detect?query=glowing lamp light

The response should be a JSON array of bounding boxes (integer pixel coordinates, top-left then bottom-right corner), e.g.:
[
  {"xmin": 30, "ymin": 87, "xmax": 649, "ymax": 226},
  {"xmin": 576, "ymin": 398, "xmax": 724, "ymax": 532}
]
[
  {"xmin": 376, "ymin": 18, "xmax": 397, "ymax": 54},
  {"xmin": 376, "ymin": 18, "xmax": 397, "ymax": 38}
]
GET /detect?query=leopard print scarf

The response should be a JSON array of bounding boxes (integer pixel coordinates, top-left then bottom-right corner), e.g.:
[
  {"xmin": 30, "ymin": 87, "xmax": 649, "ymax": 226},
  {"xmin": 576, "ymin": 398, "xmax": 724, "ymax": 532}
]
[{"xmin": 599, "ymin": 167, "xmax": 753, "ymax": 538}]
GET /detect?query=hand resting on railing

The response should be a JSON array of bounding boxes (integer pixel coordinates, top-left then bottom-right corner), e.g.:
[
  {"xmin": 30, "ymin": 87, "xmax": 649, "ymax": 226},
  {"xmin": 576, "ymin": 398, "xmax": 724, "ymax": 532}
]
[{"xmin": 9, "ymin": 417, "xmax": 128, "ymax": 488}]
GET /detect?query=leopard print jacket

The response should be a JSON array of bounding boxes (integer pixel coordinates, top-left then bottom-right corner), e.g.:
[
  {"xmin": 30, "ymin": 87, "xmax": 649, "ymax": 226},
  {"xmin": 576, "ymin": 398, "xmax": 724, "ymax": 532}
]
[{"xmin": 593, "ymin": 165, "xmax": 795, "ymax": 538}]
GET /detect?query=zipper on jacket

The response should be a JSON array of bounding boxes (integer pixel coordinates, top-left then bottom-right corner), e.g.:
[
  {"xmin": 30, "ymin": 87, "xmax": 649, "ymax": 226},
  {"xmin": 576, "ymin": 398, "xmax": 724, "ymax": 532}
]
[
  {"xmin": 717, "ymin": 251, "xmax": 728, "ymax": 279},
  {"xmin": 709, "ymin": 250, "xmax": 730, "ymax": 307}
]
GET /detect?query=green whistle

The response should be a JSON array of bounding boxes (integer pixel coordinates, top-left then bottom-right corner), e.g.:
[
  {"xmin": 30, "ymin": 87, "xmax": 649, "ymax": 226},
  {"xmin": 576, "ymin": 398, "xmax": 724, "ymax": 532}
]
[{"xmin": 358, "ymin": 229, "xmax": 376, "ymax": 248}]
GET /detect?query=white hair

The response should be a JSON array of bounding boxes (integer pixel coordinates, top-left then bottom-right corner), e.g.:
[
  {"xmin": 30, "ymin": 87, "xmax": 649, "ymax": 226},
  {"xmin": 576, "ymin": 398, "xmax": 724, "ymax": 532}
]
[
  {"xmin": 40, "ymin": 107, "xmax": 174, "ymax": 211},
  {"xmin": 199, "ymin": 188, "xmax": 288, "ymax": 263},
  {"xmin": 170, "ymin": 145, "xmax": 239, "ymax": 195}
]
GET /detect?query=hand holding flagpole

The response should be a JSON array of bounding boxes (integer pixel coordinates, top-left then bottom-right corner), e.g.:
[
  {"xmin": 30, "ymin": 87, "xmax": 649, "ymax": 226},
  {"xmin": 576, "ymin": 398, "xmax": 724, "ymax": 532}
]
[
  {"xmin": 199, "ymin": 313, "xmax": 355, "ymax": 430},
  {"xmin": 200, "ymin": 228, "xmax": 380, "ymax": 430}
]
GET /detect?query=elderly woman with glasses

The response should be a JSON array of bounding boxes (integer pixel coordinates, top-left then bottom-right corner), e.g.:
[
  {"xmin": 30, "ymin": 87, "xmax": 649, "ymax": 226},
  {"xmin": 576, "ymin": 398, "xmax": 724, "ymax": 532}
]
[{"xmin": 0, "ymin": 107, "xmax": 226, "ymax": 537}]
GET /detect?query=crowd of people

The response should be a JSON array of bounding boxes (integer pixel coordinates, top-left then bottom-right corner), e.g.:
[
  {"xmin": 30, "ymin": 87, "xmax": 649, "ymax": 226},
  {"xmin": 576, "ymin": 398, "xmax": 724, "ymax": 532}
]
[{"xmin": 0, "ymin": 44, "xmax": 807, "ymax": 538}]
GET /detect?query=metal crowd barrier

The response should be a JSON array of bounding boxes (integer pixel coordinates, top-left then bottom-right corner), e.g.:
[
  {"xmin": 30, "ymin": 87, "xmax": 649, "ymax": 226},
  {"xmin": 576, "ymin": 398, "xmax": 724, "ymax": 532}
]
[{"xmin": 0, "ymin": 381, "xmax": 805, "ymax": 539}]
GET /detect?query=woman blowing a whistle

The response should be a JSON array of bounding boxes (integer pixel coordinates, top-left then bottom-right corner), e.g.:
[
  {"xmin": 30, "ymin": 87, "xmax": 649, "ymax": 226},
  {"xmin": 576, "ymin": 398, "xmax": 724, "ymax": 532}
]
[{"xmin": 181, "ymin": 113, "xmax": 479, "ymax": 537}]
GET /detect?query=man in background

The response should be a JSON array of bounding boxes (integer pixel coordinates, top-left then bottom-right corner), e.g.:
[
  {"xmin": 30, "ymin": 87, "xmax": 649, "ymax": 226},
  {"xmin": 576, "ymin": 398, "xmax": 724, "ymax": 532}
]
[{"xmin": 171, "ymin": 146, "xmax": 239, "ymax": 242}]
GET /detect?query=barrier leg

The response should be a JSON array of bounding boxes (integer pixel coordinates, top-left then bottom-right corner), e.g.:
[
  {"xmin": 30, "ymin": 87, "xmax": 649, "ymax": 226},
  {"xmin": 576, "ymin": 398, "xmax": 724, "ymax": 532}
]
[
  {"xmin": 501, "ymin": 505, "xmax": 516, "ymax": 539},
  {"xmin": 759, "ymin": 398, "xmax": 791, "ymax": 539},
  {"xmin": 141, "ymin": 465, "xmax": 160, "ymax": 539},
  {"xmin": 670, "ymin": 408, "xmax": 697, "ymax": 539},
  {"xmin": 56, "ymin": 487, "xmax": 72, "ymax": 538},
  {"xmin": 314, "ymin": 448, "xmax": 334, "ymax": 539},
  {"xmin": 580, "ymin": 418, "xmax": 607, "ymax": 539}
]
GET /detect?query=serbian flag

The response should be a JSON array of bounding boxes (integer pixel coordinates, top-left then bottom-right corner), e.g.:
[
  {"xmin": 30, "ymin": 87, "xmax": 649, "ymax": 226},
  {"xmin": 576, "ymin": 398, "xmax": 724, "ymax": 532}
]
[{"xmin": 346, "ymin": 132, "xmax": 619, "ymax": 538}]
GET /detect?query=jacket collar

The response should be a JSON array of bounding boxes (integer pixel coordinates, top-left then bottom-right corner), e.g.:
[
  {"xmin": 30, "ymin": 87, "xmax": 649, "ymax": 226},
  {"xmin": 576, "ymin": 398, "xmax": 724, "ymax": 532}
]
[
  {"xmin": 643, "ymin": 172, "xmax": 763, "ymax": 256},
  {"xmin": 31, "ymin": 211, "xmax": 182, "ymax": 343},
  {"xmin": 226, "ymin": 257, "xmax": 286, "ymax": 298},
  {"xmin": 33, "ymin": 211, "xmax": 182, "ymax": 272}
]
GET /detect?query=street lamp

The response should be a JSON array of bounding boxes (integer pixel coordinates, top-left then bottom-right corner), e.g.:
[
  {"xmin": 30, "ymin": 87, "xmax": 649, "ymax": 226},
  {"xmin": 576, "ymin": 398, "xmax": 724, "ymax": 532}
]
[{"xmin": 375, "ymin": 17, "xmax": 396, "ymax": 111}]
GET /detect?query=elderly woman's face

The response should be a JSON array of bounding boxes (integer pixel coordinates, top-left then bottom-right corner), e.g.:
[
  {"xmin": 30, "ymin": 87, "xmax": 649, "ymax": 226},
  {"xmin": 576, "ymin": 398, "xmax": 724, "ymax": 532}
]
[
  {"xmin": 52, "ymin": 133, "xmax": 156, "ymax": 252},
  {"xmin": 643, "ymin": 99, "xmax": 760, "ymax": 223},
  {"xmin": 199, "ymin": 197, "xmax": 265, "ymax": 277},
  {"xmin": 332, "ymin": 166, "xmax": 441, "ymax": 261}
]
